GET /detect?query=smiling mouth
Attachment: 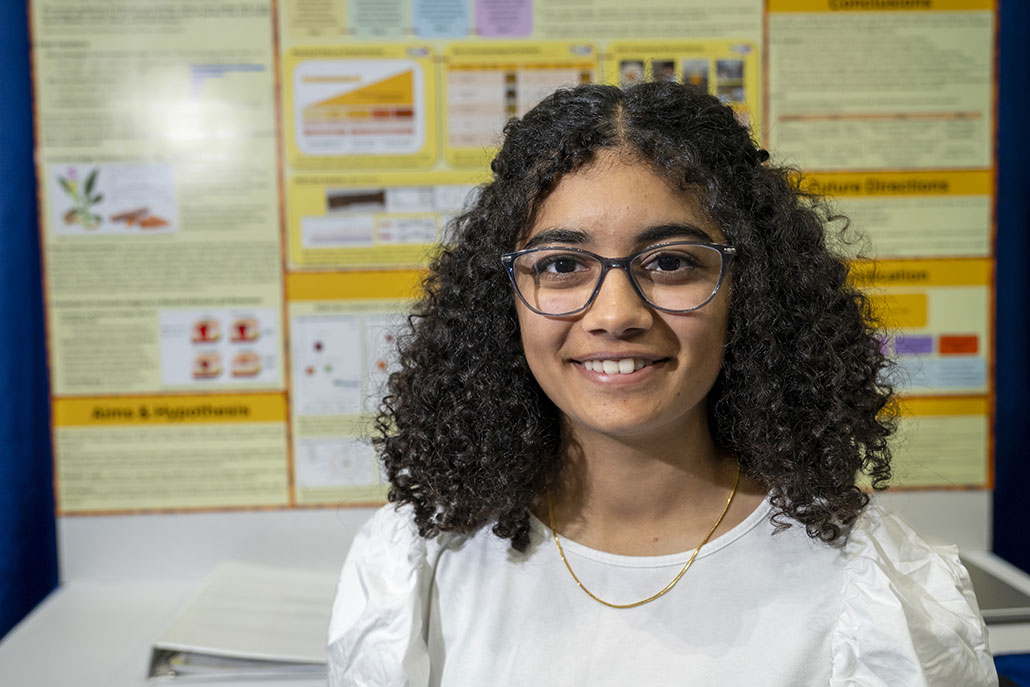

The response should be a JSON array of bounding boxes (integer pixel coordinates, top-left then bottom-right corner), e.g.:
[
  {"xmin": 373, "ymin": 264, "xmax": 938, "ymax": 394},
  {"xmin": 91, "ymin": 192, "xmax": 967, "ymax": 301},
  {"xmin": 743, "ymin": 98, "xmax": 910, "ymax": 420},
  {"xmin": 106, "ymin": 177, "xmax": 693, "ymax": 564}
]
[{"xmin": 576, "ymin": 357, "xmax": 664, "ymax": 376}]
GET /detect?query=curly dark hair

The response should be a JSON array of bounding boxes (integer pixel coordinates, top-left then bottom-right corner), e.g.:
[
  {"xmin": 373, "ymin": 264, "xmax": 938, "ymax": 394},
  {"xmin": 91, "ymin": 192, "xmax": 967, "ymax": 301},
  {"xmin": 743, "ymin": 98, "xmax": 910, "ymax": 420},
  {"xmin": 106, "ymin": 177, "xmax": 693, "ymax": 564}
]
[{"xmin": 374, "ymin": 81, "xmax": 895, "ymax": 551}]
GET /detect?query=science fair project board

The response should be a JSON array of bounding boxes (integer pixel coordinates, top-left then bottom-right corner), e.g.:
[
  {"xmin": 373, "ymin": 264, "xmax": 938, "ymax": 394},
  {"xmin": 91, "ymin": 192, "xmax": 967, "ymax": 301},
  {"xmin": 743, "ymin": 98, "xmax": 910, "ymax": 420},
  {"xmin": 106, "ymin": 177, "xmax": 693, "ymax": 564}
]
[{"xmin": 27, "ymin": 0, "xmax": 997, "ymax": 518}]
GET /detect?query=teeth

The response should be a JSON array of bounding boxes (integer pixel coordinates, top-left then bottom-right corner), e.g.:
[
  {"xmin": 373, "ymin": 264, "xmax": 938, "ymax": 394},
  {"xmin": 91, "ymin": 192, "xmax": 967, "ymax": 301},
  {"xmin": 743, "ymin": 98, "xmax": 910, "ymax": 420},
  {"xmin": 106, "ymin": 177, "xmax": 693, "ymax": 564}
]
[{"xmin": 584, "ymin": 358, "xmax": 654, "ymax": 375}]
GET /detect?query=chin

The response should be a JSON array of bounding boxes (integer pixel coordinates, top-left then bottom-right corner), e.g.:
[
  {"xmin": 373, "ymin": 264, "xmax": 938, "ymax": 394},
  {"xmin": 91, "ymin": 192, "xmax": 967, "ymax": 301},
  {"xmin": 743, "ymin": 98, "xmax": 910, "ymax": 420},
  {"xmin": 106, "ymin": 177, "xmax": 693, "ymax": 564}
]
[{"xmin": 565, "ymin": 409, "xmax": 697, "ymax": 442}]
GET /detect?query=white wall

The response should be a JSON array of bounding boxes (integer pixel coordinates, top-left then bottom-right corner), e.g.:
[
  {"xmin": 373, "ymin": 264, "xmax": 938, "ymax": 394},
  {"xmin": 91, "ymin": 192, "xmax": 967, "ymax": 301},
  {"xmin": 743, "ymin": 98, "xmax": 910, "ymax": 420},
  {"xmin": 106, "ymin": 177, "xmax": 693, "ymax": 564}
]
[{"xmin": 58, "ymin": 490, "xmax": 992, "ymax": 584}]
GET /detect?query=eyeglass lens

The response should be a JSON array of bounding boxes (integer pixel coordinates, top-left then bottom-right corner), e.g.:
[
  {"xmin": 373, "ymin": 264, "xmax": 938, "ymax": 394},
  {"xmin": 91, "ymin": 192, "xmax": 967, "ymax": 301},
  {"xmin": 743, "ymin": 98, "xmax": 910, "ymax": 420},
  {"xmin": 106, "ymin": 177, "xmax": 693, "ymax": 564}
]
[{"xmin": 511, "ymin": 244, "xmax": 725, "ymax": 315}]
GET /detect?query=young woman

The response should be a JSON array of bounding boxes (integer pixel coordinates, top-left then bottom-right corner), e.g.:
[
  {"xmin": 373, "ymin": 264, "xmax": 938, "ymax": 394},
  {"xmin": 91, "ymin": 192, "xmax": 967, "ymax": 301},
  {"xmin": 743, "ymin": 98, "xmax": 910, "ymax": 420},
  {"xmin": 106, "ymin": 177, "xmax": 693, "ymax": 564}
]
[{"xmin": 328, "ymin": 82, "xmax": 997, "ymax": 686}]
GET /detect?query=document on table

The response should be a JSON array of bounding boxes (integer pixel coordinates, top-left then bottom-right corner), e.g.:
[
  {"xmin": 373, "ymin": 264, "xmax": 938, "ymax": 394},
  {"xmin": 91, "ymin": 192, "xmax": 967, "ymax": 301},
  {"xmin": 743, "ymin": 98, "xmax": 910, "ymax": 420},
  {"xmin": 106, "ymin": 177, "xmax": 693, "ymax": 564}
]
[{"xmin": 147, "ymin": 561, "xmax": 338, "ymax": 682}]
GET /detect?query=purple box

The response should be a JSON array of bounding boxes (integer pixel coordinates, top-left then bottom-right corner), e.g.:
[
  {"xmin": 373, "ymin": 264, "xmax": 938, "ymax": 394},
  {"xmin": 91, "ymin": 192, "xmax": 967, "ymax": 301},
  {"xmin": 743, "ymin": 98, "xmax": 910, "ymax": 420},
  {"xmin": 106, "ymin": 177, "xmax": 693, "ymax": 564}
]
[
  {"xmin": 894, "ymin": 335, "xmax": 934, "ymax": 356},
  {"xmin": 475, "ymin": 0, "xmax": 532, "ymax": 37}
]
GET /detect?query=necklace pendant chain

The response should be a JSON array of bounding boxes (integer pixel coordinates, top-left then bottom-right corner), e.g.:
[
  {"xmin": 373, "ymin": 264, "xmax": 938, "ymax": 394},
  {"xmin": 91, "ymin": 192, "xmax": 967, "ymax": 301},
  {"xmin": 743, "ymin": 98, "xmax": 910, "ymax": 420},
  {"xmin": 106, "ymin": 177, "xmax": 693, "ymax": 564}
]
[{"xmin": 546, "ymin": 464, "xmax": 741, "ymax": 609}]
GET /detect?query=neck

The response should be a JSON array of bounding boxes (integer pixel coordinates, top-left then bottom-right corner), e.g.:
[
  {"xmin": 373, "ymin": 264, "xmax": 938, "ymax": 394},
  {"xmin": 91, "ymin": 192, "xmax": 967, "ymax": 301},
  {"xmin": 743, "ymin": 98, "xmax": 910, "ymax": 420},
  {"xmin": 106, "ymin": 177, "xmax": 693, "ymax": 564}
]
[{"xmin": 548, "ymin": 415, "xmax": 740, "ymax": 555}]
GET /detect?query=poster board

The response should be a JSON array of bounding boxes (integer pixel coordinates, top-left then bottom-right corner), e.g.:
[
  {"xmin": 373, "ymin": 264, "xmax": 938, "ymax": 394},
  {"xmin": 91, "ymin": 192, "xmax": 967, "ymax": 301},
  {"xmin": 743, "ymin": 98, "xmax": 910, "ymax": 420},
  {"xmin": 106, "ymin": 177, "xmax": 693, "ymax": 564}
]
[{"xmin": 27, "ymin": 0, "xmax": 997, "ymax": 517}]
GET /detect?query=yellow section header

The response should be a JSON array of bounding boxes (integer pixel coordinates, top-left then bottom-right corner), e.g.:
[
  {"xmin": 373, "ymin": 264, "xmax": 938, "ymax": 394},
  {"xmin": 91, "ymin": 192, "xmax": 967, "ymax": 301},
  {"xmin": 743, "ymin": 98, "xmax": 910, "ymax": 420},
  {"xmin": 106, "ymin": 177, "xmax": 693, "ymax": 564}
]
[
  {"xmin": 868, "ymin": 293, "xmax": 928, "ymax": 329},
  {"xmin": 897, "ymin": 396, "xmax": 988, "ymax": 417},
  {"xmin": 850, "ymin": 258, "xmax": 990, "ymax": 288},
  {"xmin": 54, "ymin": 393, "xmax": 287, "ymax": 427},
  {"xmin": 290, "ymin": 44, "xmax": 434, "ymax": 59},
  {"xmin": 769, "ymin": 0, "xmax": 993, "ymax": 10},
  {"xmin": 445, "ymin": 41, "xmax": 598, "ymax": 63},
  {"xmin": 291, "ymin": 169, "xmax": 489, "ymax": 188},
  {"xmin": 802, "ymin": 170, "xmax": 992, "ymax": 197},
  {"xmin": 287, "ymin": 270, "xmax": 425, "ymax": 301}
]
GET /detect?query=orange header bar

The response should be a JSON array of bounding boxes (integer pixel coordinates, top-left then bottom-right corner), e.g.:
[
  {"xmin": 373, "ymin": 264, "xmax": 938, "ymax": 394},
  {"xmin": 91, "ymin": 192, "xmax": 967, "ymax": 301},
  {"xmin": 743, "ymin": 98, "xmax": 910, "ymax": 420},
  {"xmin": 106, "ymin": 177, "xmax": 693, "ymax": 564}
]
[
  {"xmin": 898, "ymin": 396, "xmax": 988, "ymax": 417},
  {"xmin": 287, "ymin": 270, "xmax": 425, "ymax": 301},
  {"xmin": 801, "ymin": 170, "xmax": 992, "ymax": 197},
  {"xmin": 769, "ymin": 0, "xmax": 993, "ymax": 11},
  {"xmin": 850, "ymin": 258, "xmax": 990, "ymax": 288},
  {"xmin": 54, "ymin": 393, "xmax": 287, "ymax": 427}
]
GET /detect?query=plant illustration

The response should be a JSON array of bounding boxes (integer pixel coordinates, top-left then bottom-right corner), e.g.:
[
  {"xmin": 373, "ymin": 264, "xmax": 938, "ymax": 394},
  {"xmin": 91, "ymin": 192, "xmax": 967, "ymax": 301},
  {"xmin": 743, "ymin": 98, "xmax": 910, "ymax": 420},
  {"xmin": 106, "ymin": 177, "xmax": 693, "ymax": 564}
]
[{"xmin": 58, "ymin": 167, "xmax": 103, "ymax": 230}]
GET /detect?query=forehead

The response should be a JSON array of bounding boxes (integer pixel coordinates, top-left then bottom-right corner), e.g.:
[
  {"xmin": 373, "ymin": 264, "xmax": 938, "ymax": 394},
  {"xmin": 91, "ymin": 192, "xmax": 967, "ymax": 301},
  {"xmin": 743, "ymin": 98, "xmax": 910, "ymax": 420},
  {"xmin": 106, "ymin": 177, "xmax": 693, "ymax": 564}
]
[{"xmin": 526, "ymin": 152, "xmax": 725, "ymax": 246}]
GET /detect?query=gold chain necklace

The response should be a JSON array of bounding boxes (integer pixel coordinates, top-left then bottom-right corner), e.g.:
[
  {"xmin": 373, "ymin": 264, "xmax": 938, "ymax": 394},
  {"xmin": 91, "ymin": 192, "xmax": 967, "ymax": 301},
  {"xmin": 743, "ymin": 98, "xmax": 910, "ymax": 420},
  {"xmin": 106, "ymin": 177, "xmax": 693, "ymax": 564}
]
[{"xmin": 546, "ymin": 463, "xmax": 740, "ymax": 609}]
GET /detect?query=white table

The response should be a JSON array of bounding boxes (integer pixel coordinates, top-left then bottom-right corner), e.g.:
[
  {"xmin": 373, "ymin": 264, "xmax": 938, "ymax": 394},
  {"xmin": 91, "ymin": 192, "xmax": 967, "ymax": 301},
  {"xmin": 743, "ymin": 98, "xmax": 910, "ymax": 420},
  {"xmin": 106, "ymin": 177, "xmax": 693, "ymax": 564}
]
[
  {"xmin": 2, "ymin": 553, "xmax": 1029, "ymax": 686},
  {"xmin": 0, "ymin": 578, "xmax": 334, "ymax": 687},
  {"xmin": 3, "ymin": 496, "xmax": 1027, "ymax": 685}
]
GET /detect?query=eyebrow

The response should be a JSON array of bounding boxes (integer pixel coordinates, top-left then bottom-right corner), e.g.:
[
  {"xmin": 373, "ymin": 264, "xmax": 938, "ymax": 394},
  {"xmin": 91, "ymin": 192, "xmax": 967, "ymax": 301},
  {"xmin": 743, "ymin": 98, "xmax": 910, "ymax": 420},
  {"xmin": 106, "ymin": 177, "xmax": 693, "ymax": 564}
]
[
  {"xmin": 523, "ymin": 223, "xmax": 715, "ymax": 250},
  {"xmin": 637, "ymin": 223, "xmax": 715, "ymax": 245},
  {"xmin": 523, "ymin": 228, "xmax": 590, "ymax": 250}
]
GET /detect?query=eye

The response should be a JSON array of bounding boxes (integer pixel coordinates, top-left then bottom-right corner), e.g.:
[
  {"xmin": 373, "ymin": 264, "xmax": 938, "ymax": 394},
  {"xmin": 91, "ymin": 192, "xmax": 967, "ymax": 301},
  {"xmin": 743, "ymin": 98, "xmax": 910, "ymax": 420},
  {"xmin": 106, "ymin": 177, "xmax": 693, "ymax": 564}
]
[
  {"xmin": 641, "ymin": 250, "xmax": 701, "ymax": 273},
  {"xmin": 649, "ymin": 254, "xmax": 692, "ymax": 271},
  {"xmin": 514, "ymin": 250, "xmax": 597, "ymax": 290},
  {"xmin": 533, "ymin": 253, "xmax": 591, "ymax": 275},
  {"xmin": 635, "ymin": 245, "xmax": 720, "ymax": 285}
]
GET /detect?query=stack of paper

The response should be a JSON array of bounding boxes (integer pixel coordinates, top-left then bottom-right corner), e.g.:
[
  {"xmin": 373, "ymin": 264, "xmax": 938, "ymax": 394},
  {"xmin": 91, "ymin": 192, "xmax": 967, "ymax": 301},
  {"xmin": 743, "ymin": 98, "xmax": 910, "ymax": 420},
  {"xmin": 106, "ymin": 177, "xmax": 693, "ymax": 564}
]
[{"xmin": 147, "ymin": 561, "xmax": 339, "ymax": 684}]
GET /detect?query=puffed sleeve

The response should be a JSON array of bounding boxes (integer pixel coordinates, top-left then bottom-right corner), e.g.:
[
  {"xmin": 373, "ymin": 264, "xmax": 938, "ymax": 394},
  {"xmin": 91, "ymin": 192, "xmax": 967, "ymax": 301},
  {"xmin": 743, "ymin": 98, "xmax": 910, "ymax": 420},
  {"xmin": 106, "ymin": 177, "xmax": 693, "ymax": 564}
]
[
  {"xmin": 327, "ymin": 505, "xmax": 432, "ymax": 687},
  {"xmin": 830, "ymin": 505, "xmax": 998, "ymax": 687}
]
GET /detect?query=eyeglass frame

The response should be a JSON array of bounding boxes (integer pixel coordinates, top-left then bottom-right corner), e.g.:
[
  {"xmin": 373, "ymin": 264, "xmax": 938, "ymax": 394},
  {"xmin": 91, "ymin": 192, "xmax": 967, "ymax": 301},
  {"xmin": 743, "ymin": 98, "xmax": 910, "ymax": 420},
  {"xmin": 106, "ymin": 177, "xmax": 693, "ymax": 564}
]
[{"xmin": 500, "ymin": 240, "xmax": 737, "ymax": 317}]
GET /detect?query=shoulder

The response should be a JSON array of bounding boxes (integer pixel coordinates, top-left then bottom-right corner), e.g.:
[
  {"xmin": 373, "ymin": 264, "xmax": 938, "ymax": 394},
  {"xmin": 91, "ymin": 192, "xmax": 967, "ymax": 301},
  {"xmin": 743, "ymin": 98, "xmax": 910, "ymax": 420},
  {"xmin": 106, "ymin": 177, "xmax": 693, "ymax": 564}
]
[
  {"xmin": 338, "ymin": 504, "xmax": 434, "ymax": 595},
  {"xmin": 360, "ymin": 502, "xmax": 429, "ymax": 557},
  {"xmin": 327, "ymin": 504, "xmax": 442, "ymax": 687},
  {"xmin": 830, "ymin": 504, "xmax": 998, "ymax": 686}
]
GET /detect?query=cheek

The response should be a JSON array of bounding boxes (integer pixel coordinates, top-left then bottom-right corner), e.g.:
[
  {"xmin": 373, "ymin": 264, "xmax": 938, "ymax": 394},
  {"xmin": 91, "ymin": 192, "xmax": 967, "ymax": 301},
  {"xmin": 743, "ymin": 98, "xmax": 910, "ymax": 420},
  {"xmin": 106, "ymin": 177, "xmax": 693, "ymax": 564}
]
[
  {"xmin": 515, "ymin": 306, "xmax": 547, "ymax": 373},
  {"xmin": 700, "ymin": 287, "xmax": 732, "ymax": 349},
  {"xmin": 703, "ymin": 314, "xmax": 731, "ymax": 383},
  {"xmin": 704, "ymin": 309, "xmax": 730, "ymax": 362},
  {"xmin": 671, "ymin": 309, "xmax": 730, "ymax": 378},
  {"xmin": 515, "ymin": 306, "xmax": 568, "ymax": 383}
]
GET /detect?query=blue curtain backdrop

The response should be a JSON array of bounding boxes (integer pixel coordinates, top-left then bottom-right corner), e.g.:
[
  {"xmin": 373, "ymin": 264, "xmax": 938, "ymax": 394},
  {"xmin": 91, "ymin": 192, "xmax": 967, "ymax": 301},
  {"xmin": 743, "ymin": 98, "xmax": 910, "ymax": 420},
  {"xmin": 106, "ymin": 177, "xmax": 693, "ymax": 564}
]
[
  {"xmin": 993, "ymin": 0, "xmax": 1030, "ymax": 576},
  {"xmin": 0, "ymin": 0, "xmax": 60, "ymax": 639},
  {"xmin": 0, "ymin": 0, "xmax": 1028, "ymax": 646}
]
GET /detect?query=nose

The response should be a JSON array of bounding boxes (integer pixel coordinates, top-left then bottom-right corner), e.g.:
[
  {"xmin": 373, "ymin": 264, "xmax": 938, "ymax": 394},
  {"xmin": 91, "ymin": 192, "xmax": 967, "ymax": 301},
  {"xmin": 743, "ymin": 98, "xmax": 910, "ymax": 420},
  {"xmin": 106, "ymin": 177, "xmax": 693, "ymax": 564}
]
[{"xmin": 580, "ymin": 266, "xmax": 653, "ymax": 336}]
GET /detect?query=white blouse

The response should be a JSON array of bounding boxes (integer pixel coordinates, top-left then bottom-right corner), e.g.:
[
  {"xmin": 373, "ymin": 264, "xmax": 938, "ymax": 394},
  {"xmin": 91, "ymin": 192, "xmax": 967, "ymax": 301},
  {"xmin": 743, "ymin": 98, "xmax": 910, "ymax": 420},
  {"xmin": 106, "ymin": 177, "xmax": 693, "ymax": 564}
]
[{"xmin": 327, "ymin": 498, "xmax": 998, "ymax": 687}]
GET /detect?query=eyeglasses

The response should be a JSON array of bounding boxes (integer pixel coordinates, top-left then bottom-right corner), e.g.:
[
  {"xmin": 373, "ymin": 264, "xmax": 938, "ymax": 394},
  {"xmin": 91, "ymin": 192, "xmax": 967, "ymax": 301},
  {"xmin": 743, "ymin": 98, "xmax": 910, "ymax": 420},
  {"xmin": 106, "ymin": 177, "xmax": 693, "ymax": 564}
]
[{"xmin": 501, "ymin": 241, "xmax": 736, "ymax": 317}]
